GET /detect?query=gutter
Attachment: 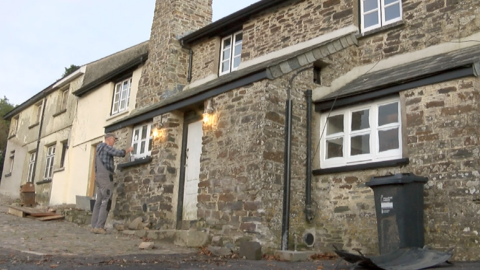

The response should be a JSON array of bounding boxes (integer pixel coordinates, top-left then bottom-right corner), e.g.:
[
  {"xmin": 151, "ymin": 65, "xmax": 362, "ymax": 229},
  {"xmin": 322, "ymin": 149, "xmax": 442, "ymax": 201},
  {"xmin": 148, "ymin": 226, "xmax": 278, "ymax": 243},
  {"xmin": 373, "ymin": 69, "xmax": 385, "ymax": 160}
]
[
  {"xmin": 73, "ymin": 53, "xmax": 148, "ymax": 97},
  {"xmin": 179, "ymin": 0, "xmax": 289, "ymax": 45}
]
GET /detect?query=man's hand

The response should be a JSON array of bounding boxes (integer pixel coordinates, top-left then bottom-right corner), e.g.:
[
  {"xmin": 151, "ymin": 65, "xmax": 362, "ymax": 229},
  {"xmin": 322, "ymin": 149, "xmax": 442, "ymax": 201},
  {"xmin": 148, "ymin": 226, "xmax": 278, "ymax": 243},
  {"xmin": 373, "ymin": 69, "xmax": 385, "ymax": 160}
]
[{"xmin": 126, "ymin": 146, "xmax": 134, "ymax": 153}]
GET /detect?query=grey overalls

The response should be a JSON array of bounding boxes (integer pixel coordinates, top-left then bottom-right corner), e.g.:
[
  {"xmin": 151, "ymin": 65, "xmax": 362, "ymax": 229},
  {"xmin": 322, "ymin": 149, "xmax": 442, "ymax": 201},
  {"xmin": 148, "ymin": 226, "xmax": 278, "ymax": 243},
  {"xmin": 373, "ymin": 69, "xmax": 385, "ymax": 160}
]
[{"xmin": 90, "ymin": 144, "xmax": 114, "ymax": 229}]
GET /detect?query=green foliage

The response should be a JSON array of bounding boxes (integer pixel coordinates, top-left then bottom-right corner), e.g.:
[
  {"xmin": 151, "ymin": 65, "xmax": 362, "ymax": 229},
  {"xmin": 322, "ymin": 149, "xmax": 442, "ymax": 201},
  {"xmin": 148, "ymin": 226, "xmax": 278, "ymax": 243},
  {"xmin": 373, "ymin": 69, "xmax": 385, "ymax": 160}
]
[
  {"xmin": 0, "ymin": 96, "xmax": 15, "ymax": 176},
  {"xmin": 62, "ymin": 64, "xmax": 80, "ymax": 78}
]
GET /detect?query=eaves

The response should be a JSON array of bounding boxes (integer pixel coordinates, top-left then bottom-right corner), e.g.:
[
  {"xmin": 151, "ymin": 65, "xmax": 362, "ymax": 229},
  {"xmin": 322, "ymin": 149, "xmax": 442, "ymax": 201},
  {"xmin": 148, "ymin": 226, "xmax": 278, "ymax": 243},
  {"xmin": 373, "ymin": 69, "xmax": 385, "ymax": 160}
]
[
  {"xmin": 73, "ymin": 53, "xmax": 148, "ymax": 97},
  {"xmin": 105, "ymin": 30, "xmax": 359, "ymax": 133},
  {"xmin": 179, "ymin": 0, "xmax": 291, "ymax": 45}
]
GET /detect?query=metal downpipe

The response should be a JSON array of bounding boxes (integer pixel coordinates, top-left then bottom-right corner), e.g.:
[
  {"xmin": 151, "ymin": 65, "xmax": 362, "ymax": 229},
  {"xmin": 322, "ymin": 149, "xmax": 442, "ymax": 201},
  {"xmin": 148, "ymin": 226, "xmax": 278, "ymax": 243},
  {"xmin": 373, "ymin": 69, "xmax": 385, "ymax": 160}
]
[
  {"xmin": 281, "ymin": 99, "xmax": 293, "ymax": 250},
  {"xmin": 305, "ymin": 90, "xmax": 314, "ymax": 222},
  {"xmin": 31, "ymin": 96, "xmax": 47, "ymax": 183}
]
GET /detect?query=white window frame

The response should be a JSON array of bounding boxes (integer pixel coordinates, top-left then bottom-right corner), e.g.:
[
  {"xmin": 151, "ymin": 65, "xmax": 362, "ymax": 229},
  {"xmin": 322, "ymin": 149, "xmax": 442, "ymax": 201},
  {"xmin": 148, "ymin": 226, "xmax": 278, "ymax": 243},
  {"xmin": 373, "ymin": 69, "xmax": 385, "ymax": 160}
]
[
  {"xmin": 131, "ymin": 123, "xmax": 153, "ymax": 160},
  {"xmin": 111, "ymin": 78, "xmax": 132, "ymax": 115},
  {"xmin": 219, "ymin": 31, "xmax": 243, "ymax": 76},
  {"xmin": 319, "ymin": 97, "xmax": 402, "ymax": 169},
  {"xmin": 361, "ymin": 0, "xmax": 402, "ymax": 33},
  {"xmin": 27, "ymin": 152, "xmax": 36, "ymax": 182},
  {"xmin": 43, "ymin": 145, "xmax": 55, "ymax": 181},
  {"xmin": 9, "ymin": 115, "xmax": 19, "ymax": 136}
]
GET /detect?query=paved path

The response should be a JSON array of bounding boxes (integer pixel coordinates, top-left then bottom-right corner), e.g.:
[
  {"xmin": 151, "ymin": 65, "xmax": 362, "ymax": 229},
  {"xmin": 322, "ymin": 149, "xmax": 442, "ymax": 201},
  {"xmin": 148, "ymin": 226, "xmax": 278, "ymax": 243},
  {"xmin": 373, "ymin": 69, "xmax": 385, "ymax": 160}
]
[{"xmin": 0, "ymin": 194, "xmax": 196, "ymax": 257}]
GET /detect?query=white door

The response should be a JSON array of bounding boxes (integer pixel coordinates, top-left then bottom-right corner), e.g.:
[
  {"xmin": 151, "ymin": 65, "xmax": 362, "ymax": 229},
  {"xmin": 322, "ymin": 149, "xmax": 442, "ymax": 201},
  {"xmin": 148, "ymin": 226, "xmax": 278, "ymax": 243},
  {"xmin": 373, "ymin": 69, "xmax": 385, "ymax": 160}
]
[{"xmin": 183, "ymin": 120, "xmax": 203, "ymax": 220}]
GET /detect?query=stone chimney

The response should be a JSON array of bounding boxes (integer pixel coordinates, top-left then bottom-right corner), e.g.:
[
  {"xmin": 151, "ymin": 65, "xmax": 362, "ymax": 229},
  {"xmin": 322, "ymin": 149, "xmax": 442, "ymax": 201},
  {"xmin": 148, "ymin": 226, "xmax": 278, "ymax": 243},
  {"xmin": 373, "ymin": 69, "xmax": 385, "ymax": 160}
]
[{"xmin": 136, "ymin": 0, "xmax": 212, "ymax": 108}]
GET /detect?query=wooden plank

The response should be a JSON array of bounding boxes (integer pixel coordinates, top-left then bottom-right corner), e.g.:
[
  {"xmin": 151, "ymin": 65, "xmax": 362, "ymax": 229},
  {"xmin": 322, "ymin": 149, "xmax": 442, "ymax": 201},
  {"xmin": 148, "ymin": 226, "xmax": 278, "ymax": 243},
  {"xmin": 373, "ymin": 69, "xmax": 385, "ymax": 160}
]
[
  {"xmin": 8, "ymin": 206, "xmax": 48, "ymax": 215},
  {"xmin": 30, "ymin": 212, "xmax": 57, "ymax": 217},
  {"xmin": 37, "ymin": 215, "xmax": 64, "ymax": 221},
  {"xmin": 8, "ymin": 207, "xmax": 25, "ymax": 217}
]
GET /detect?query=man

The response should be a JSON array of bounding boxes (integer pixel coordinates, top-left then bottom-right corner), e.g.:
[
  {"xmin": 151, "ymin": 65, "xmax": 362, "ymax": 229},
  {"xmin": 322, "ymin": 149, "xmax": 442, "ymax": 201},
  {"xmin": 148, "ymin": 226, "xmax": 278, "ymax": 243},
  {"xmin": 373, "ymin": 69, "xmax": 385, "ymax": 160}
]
[{"xmin": 91, "ymin": 133, "xmax": 133, "ymax": 234}]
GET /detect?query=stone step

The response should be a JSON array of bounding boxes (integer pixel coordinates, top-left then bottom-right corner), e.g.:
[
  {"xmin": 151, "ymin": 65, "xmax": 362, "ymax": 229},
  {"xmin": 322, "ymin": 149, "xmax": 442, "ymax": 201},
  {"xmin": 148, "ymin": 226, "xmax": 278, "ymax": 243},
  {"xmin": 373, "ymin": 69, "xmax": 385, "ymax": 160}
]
[{"xmin": 121, "ymin": 229, "xmax": 208, "ymax": 247}]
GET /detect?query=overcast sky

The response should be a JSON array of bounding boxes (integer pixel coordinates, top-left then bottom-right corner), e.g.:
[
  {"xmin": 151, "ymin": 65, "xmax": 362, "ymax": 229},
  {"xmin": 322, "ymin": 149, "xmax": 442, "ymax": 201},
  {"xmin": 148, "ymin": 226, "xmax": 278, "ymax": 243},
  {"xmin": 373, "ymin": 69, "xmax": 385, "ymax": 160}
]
[{"xmin": 0, "ymin": 0, "xmax": 259, "ymax": 106}]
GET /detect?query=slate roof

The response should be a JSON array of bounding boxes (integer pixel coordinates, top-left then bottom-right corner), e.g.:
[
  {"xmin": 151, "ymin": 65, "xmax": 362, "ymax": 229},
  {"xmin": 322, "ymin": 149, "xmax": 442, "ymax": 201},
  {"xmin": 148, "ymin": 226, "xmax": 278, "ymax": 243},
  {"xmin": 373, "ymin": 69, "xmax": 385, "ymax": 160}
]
[{"xmin": 318, "ymin": 44, "xmax": 480, "ymax": 102}]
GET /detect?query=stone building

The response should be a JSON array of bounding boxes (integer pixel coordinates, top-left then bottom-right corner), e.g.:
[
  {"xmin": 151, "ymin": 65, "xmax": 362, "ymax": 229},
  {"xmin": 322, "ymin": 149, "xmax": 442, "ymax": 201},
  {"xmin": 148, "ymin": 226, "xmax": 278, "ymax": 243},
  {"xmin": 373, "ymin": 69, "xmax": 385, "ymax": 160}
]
[
  {"xmin": 105, "ymin": 0, "xmax": 480, "ymax": 259},
  {"xmin": 3, "ymin": 0, "xmax": 480, "ymax": 261}
]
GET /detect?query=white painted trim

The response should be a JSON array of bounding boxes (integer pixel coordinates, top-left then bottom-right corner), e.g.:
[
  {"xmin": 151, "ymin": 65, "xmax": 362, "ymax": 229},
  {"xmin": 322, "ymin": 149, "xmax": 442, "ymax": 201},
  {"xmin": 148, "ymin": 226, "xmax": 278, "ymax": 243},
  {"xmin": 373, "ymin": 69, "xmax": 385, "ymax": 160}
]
[
  {"xmin": 184, "ymin": 74, "xmax": 218, "ymax": 91},
  {"xmin": 238, "ymin": 25, "xmax": 359, "ymax": 70},
  {"xmin": 52, "ymin": 66, "xmax": 86, "ymax": 89}
]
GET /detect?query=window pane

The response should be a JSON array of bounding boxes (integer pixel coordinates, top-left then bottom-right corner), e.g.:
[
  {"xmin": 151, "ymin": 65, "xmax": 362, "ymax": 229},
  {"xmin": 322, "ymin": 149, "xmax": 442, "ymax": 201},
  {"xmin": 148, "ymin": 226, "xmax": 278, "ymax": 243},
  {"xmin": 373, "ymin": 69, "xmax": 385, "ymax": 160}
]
[
  {"xmin": 235, "ymin": 32, "xmax": 243, "ymax": 43},
  {"xmin": 384, "ymin": 0, "xmax": 398, "ymax": 5},
  {"xmin": 140, "ymin": 141, "xmax": 146, "ymax": 154},
  {"xmin": 385, "ymin": 3, "xmax": 401, "ymax": 21},
  {"xmin": 326, "ymin": 138, "xmax": 343, "ymax": 158},
  {"xmin": 364, "ymin": 12, "xmax": 379, "ymax": 28},
  {"xmin": 134, "ymin": 129, "xmax": 139, "ymax": 141},
  {"xmin": 223, "ymin": 38, "xmax": 231, "ymax": 48},
  {"xmin": 148, "ymin": 138, "xmax": 152, "ymax": 152},
  {"xmin": 233, "ymin": 56, "xmax": 241, "ymax": 69},
  {"xmin": 141, "ymin": 125, "xmax": 148, "ymax": 139},
  {"xmin": 234, "ymin": 44, "xmax": 242, "ymax": 57},
  {"xmin": 326, "ymin": 115, "xmax": 344, "ymax": 135},
  {"xmin": 351, "ymin": 109, "xmax": 370, "ymax": 131},
  {"xmin": 378, "ymin": 103, "xmax": 398, "ymax": 126},
  {"xmin": 379, "ymin": 128, "xmax": 399, "ymax": 152},
  {"xmin": 351, "ymin": 134, "xmax": 370, "ymax": 155},
  {"xmin": 133, "ymin": 143, "xmax": 138, "ymax": 155},
  {"xmin": 222, "ymin": 60, "xmax": 230, "ymax": 73},
  {"xmin": 363, "ymin": 0, "xmax": 378, "ymax": 12},
  {"xmin": 223, "ymin": 48, "xmax": 231, "ymax": 60}
]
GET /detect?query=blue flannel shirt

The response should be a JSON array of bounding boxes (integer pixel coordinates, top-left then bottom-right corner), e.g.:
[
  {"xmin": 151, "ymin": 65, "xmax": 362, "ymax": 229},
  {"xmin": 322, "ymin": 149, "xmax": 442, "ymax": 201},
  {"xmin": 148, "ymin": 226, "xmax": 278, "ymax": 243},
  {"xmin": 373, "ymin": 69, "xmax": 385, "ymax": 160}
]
[{"xmin": 96, "ymin": 142, "xmax": 126, "ymax": 173}]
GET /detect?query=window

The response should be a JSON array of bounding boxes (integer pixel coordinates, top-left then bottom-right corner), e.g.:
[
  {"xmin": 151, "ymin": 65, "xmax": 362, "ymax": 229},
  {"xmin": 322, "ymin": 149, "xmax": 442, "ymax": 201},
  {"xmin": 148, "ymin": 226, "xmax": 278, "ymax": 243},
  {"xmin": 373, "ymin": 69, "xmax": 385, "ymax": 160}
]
[
  {"xmin": 60, "ymin": 141, "xmax": 68, "ymax": 168},
  {"xmin": 131, "ymin": 123, "xmax": 153, "ymax": 160},
  {"xmin": 9, "ymin": 115, "xmax": 19, "ymax": 136},
  {"xmin": 111, "ymin": 78, "xmax": 132, "ymax": 115},
  {"xmin": 34, "ymin": 100, "xmax": 43, "ymax": 124},
  {"xmin": 27, "ymin": 152, "xmax": 36, "ymax": 182},
  {"xmin": 320, "ymin": 97, "xmax": 402, "ymax": 168},
  {"xmin": 219, "ymin": 31, "xmax": 243, "ymax": 75},
  {"xmin": 59, "ymin": 87, "xmax": 69, "ymax": 111},
  {"xmin": 43, "ymin": 146, "xmax": 55, "ymax": 181},
  {"xmin": 9, "ymin": 151, "xmax": 15, "ymax": 174},
  {"xmin": 360, "ymin": 0, "xmax": 402, "ymax": 32}
]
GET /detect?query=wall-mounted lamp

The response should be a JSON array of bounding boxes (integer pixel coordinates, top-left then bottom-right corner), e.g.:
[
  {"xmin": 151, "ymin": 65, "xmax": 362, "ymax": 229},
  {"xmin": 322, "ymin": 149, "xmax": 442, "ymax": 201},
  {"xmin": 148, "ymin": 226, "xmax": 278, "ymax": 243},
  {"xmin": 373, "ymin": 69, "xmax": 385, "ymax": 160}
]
[{"xmin": 203, "ymin": 99, "xmax": 217, "ymax": 127}]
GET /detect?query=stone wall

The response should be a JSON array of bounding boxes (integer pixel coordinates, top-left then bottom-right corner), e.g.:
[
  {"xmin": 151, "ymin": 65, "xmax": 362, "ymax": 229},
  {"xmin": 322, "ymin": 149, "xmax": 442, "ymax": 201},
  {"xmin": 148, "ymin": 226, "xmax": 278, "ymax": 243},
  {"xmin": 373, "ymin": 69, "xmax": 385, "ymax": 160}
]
[
  {"xmin": 312, "ymin": 77, "xmax": 480, "ymax": 260},
  {"xmin": 136, "ymin": 0, "xmax": 212, "ymax": 108},
  {"xmin": 242, "ymin": 0, "xmax": 354, "ymax": 62}
]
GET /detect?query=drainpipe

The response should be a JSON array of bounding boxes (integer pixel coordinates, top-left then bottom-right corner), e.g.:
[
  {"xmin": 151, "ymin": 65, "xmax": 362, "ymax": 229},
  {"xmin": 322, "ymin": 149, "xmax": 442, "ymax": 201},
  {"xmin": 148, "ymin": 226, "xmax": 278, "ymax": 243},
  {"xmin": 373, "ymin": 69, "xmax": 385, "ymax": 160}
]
[
  {"xmin": 281, "ymin": 99, "xmax": 293, "ymax": 251},
  {"xmin": 180, "ymin": 40, "xmax": 193, "ymax": 83},
  {"xmin": 305, "ymin": 90, "xmax": 314, "ymax": 222},
  {"xmin": 31, "ymin": 95, "xmax": 47, "ymax": 183},
  {"xmin": 280, "ymin": 67, "xmax": 311, "ymax": 251}
]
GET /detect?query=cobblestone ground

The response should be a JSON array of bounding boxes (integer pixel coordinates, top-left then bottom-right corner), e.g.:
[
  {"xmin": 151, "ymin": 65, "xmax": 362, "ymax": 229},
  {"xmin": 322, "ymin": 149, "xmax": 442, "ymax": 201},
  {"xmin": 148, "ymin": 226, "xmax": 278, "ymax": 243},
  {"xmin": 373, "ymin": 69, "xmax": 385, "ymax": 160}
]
[
  {"xmin": 0, "ymin": 194, "xmax": 196, "ymax": 257},
  {"xmin": 0, "ymin": 194, "xmax": 478, "ymax": 269}
]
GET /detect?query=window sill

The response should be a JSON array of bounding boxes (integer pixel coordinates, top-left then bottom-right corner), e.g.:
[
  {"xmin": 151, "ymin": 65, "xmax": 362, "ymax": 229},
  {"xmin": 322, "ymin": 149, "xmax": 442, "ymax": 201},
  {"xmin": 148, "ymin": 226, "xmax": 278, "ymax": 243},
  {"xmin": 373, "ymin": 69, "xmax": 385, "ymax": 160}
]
[
  {"xmin": 117, "ymin": 156, "xmax": 152, "ymax": 170},
  {"xmin": 36, "ymin": 179, "xmax": 52, "ymax": 185},
  {"xmin": 53, "ymin": 167, "xmax": 65, "ymax": 173},
  {"xmin": 53, "ymin": 109, "xmax": 67, "ymax": 117},
  {"xmin": 313, "ymin": 158, "xmax": 409, "ymax": 175},
  {"xmin": 107, "ymin": 110, "xmax": 129, "ymax": 122},
  {"xmin": 28, "ymin": 123, "xmax": 39, "ymax": 129},
  {"xmin": 4, "ymin": 173, "xmax": 11, "ymax": 178},
  {"xmin": 357, "ymin": 21, "xmax": 405, "ymax": 39}
]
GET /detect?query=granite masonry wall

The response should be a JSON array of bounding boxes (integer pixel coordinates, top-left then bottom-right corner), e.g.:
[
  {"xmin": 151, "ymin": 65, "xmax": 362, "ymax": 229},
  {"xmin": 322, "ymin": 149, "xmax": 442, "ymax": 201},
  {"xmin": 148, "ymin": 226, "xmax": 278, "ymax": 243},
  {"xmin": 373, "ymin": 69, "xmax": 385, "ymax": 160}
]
[{"xmin": 109, "ymin": 0, "xmax": 480, "ymax": 260}]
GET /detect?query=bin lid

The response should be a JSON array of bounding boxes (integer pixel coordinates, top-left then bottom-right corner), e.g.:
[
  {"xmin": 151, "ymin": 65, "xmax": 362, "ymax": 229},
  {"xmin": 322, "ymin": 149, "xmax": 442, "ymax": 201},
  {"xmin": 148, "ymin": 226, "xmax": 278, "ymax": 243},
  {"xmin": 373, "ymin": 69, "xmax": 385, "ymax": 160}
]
[
  {"xmin": 366, "ymin": 173, "xmax": 428, "ymax": 187},
  {"xmin": 20, "ymin": 182, "xmax": 35, "ymax": 192}
]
